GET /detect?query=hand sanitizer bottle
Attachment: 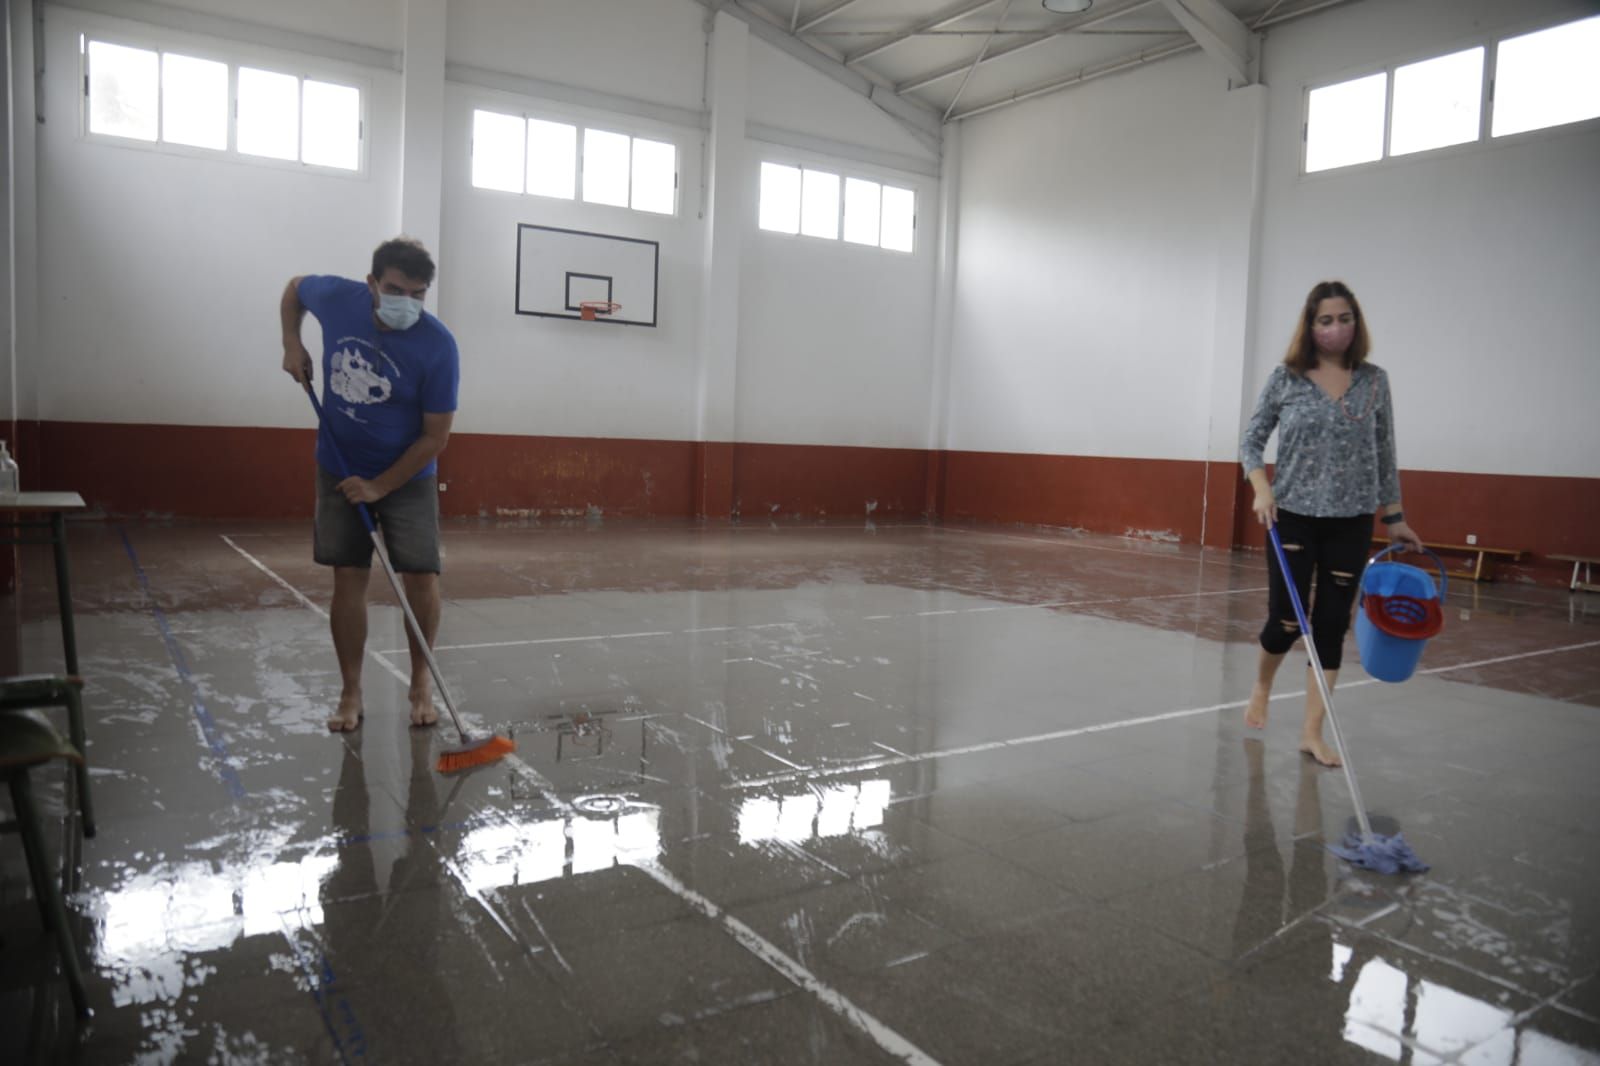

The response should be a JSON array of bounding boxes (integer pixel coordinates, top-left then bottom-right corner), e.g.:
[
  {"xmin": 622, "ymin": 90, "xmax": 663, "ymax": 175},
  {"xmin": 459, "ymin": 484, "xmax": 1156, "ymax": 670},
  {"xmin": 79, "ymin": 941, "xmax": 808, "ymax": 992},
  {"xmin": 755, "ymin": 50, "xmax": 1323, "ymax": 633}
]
[{"xmin": 0, "ymin": 441, "xmax": 18, "ymax": 495}]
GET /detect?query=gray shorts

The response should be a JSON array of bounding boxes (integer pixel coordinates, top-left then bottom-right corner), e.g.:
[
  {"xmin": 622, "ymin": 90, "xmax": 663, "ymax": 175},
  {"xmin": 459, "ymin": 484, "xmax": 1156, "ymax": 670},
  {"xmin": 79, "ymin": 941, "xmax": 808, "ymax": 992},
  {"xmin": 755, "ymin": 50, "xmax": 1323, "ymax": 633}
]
[{"xmin": 314, "ymin": 466, "xmax": 442, "ymax": 573}]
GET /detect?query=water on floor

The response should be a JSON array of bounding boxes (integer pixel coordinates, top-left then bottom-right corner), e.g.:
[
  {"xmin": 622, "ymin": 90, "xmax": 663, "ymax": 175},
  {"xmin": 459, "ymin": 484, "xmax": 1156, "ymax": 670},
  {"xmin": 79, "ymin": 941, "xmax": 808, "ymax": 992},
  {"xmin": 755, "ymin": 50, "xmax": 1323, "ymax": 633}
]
[{"xmin": 2, "ymin": 519, "xmax": 1597, "ymax": 1064}]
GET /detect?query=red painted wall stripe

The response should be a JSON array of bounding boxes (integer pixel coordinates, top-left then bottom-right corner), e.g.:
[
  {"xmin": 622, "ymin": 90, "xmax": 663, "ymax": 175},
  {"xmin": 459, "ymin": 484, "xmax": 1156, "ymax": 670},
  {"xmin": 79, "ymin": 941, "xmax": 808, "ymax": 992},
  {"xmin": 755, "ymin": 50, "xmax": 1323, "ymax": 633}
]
[{"xmin": 25, "ymin": 421, "xmax": 1600, "ymax": 581}]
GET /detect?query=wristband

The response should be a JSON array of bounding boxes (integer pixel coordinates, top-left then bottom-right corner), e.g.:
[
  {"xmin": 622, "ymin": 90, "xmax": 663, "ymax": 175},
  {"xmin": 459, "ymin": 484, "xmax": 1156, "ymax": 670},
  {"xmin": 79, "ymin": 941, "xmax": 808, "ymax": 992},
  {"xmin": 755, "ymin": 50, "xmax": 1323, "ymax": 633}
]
[{"xmin": 1381, "ymin": 512, "xmax": 1404, "ymax": 526}]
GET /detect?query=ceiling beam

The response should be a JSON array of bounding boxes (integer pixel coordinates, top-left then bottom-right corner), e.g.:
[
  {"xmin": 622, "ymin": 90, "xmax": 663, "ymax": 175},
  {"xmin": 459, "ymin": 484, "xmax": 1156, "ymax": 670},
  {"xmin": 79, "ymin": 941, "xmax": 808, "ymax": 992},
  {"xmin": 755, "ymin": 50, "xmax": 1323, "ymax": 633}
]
[
  {"xmin": 1159, "ymin": 0, "xmax": 1256, "ymax": 84},
  {"xmin": 949, "ymin": 0, "xmax": 1357, "ymax": 121},
  {"xmin": 699, "ymin": 1, "xmax": 945, "ymax": 149},
  {"xmin": 895, "ymin": 0, "xmax": 1160, "ymax": 95},
  {"xmin": 796, "ymin": 0, "xmax": 867, "ymax": 34},
  {"xmin": 943, "ymin": 0, "xmax": 1015, "ymax": 121},
  {"xmin": 844, "ymin": 0, "xmax": 1006, "ymax": 66}
]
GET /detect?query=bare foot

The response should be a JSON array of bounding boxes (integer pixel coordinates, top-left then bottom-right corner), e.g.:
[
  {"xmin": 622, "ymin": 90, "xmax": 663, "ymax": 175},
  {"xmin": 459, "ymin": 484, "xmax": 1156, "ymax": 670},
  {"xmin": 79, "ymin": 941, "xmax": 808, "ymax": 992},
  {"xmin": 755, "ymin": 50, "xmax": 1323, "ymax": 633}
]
[
  {"xmin": 328, "ymin": 690, "xmax": 363, "ymax": 732},
  {"xmin": 1244, "ymin": 685, "xmax": 1270, "ymax": 729},
  {"xmin": 1299, "ymin": 736, "xmax": 1343, "ymax": 767},
  {"xmin": 409, "ymin": 687, "xmax": 439, "ymax": 728}
]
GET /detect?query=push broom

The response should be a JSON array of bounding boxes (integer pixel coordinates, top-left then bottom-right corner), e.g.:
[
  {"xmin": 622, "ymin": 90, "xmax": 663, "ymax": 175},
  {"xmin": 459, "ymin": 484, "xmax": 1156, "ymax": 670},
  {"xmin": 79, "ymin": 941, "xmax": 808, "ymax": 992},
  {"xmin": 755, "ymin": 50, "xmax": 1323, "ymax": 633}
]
[
  {"xmin": 305, "ymin": 383, "xmax": 514, "ymax": 774},
  {"xmin": 1267, "ymin": 523, "xmax": 1427, "ymax": 875}
]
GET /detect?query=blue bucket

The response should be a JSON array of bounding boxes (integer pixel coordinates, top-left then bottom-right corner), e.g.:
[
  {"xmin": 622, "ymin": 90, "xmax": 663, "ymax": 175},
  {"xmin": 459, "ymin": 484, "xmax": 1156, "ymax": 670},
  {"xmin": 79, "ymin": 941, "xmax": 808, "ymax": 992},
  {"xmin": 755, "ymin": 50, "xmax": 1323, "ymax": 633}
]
[{"xmin": 1356, "ymin": 546, "xmax": 1447, "ymax": 683}]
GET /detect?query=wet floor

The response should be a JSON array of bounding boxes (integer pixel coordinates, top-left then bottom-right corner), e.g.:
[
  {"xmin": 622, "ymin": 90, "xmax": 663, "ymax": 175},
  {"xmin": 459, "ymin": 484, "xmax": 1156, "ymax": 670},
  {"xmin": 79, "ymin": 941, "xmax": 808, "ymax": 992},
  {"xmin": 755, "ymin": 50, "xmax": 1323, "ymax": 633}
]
[{"xmin": 2, "ymin": 518, "xmax": 1597, "ymax": 1064}]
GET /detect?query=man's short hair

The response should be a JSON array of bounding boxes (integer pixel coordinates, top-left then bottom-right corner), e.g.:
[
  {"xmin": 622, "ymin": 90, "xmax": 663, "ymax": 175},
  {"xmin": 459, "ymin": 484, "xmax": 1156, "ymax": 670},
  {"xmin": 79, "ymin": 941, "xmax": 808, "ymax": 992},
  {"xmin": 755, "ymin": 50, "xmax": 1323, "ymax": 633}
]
[{"xmin": 371, "ymin": 237, "xmax": 436, "ymax": 285}]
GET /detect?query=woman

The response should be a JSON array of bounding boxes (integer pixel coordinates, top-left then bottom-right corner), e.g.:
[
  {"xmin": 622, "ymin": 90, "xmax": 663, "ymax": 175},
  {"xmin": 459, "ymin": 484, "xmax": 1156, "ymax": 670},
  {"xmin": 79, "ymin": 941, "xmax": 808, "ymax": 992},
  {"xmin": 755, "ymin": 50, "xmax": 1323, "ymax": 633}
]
[{"xmin": 1240, "ymin": 280, "xmax": 1423, "ymax": 766}]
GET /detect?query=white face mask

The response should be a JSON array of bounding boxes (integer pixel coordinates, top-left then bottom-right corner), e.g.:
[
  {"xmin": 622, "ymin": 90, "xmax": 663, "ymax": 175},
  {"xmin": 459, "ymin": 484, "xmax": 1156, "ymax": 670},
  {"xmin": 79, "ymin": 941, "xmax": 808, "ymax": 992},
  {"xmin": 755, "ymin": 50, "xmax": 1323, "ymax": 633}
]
[{"xmin": 375, "ymin": 292, "xmax": 423, "ymax": 330}]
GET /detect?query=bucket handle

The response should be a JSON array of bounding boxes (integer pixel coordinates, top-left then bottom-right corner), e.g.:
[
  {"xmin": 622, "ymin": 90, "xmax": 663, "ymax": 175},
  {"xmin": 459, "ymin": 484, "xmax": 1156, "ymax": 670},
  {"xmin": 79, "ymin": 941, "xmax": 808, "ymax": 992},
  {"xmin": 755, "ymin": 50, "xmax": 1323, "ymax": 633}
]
[{"xmin": 1365, "ymin": 543, "xmax": 1448, "ymax": 603}]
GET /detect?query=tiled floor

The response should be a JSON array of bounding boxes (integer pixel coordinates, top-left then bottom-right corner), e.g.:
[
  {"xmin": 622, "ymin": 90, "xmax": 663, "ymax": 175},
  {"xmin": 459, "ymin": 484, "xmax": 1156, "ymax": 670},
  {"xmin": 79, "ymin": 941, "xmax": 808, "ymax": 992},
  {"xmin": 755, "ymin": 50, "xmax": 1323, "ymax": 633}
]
[{"xmin": 2, "ymin": 519, "xmax": 1597, "ymax": 1064}]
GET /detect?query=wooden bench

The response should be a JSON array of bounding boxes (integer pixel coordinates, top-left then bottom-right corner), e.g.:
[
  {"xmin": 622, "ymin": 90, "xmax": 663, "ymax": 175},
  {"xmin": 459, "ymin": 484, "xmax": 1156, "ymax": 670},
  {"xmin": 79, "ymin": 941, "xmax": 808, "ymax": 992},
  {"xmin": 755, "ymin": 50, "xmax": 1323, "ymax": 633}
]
[
  {"xmin": 1550, "ymin": 554, "xmax": 1600, "ymax": 593},
  {"xmin": 1371, "ymin": 538, "xmax": 1522, "ymax": 583}
]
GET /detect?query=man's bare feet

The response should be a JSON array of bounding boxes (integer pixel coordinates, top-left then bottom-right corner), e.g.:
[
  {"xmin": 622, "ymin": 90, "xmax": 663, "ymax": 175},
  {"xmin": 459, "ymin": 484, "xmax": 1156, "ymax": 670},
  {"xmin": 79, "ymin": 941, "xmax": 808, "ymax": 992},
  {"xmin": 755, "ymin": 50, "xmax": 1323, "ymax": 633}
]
[
  {"xmin": 1244, "ymin": 685, "xmax": 1270, "ymax": 729},
  {"xmin": 1299, "ymin": 736, "xmax": 1342, "ymax": 767},
  {"xmin": 409, "ymin": 687, "xmax": 439, "ymax": 728},
  {"xmin": 328, "ymin": 690, "xmax": 364, "ymax": 732}
]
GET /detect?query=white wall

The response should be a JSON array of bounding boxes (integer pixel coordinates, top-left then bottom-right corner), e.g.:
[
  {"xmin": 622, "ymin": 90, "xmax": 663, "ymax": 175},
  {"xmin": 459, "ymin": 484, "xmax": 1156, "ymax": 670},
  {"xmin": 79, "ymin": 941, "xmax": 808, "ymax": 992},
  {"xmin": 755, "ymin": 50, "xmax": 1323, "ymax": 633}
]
[
  {"xmin": 744, "ymin": 38, "xmax": 937, "ymax": 166},
  {"xmin": 447, "ymin": 0, "xmax": 707, "ymax": 114},
  {"xmin": 24, "ymin": 0, "xmax": 945, "ymax": 455},
  {"xmin": 946, "ymin": 51, "xmax": 1239, "ymax": 461},
  {"xmin": 1252, "ymin": 0, "xmax": 1600, "ymax": 479},
  {"xmin": 438, "ymin": 84, "xmax": 704, "ymax": 441},
  {"xmin": 34, "ymin": 6, "xmax": 401, "ymax": 430},
  {"xmin": 736, "ymin": 151, "xmax": 939, "ymax": 449}
]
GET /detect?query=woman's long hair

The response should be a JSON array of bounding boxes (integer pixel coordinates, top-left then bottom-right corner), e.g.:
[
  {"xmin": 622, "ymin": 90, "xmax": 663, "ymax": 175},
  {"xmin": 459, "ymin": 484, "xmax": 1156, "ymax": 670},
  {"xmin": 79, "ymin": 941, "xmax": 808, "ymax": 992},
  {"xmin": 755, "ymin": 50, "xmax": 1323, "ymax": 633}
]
[{"xmin": 1283, "ymin": 280, "xmax": 1371, "ymax": 372}]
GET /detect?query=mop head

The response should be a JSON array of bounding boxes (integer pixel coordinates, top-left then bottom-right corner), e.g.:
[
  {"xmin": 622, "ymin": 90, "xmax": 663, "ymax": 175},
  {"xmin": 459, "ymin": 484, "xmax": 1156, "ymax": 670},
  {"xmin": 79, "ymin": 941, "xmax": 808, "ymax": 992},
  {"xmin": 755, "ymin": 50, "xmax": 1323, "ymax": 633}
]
[
  {"xmin": 436, "ymin": 733, "xmax": 516, "ymax": 774},
  {"xmin": 1329, "ymin": 832, "xmax": 1429, "ymax": 875}
]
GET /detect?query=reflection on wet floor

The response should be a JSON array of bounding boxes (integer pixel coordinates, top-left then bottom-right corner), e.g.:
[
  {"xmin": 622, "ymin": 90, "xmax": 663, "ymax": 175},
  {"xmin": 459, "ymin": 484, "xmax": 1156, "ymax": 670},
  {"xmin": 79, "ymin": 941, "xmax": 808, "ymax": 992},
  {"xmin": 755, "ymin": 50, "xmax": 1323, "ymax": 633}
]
[{"xmin": 1, "ymin": 519, "xmax": 1597, "ymax": 1064}]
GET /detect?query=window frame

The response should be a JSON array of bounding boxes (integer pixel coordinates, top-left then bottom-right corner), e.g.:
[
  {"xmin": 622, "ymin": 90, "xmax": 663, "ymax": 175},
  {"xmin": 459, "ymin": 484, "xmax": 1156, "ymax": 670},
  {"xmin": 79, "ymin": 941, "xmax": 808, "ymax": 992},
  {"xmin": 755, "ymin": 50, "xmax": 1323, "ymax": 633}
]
[
  {"xmin": 755, "ymin": 151, "xmax": 919, "ymax": 256},
  {"xmin": 78, "ymin": 22, "xmax": 371, "ymax": 179},
  {"xmin": 1299, "ymin": 12, "xmax": 1600, "ymax": 180},
  {"xmin": 466, "ymin": 96, "xmax": 682, "ymax": 219}
]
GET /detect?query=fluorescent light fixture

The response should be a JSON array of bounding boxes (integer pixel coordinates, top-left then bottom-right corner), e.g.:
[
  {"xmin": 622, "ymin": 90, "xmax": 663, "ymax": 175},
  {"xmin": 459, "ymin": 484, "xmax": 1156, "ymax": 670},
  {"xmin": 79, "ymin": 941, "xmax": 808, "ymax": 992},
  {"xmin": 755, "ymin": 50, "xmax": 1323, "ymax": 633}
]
[{"xmin": 1042, "ymin": 0, "xmax": 1093, "ymax": 12}]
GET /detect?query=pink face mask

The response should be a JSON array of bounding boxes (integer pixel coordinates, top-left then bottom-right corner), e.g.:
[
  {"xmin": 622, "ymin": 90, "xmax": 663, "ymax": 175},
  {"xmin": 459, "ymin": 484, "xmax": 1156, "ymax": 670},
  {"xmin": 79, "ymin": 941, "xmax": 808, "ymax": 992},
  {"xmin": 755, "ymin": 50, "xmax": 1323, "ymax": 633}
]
[{"xmin": 1314, "ymin": 323, "xmax": 1355, "ymax": 354}]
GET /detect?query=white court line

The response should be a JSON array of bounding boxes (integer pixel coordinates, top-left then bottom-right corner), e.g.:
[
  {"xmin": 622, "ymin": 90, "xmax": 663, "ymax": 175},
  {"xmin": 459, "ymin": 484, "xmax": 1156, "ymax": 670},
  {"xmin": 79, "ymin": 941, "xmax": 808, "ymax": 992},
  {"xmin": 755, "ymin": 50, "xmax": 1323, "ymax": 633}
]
[
  {"xmin": 222, "ymin": 536, "xmax": 434, "ymax": 702},
  {"xmin": 433, "ymin": 630, "xmax": 674, "ymax": 653},
  {"xmin": 856, "ymin": 584, "xmax": 1269, "ymax": 622},
  {"xmin": 1417, "ymin": 638, "xmax": 1600, "ymax": 675},
  {"xmin": 724, "ymin": 639, "xmax": 1600, "ymax": 792},
  {"xmin": 632, "ymin": 862, "xmax": 940, "ymax": 1065},
  {"xmin": 936, "ymin": 523, "xmax": 1257, "ymax": 565},
  {"xmin": 223, "ymin": 534, "xmax": 944, "ymax": 1065}
]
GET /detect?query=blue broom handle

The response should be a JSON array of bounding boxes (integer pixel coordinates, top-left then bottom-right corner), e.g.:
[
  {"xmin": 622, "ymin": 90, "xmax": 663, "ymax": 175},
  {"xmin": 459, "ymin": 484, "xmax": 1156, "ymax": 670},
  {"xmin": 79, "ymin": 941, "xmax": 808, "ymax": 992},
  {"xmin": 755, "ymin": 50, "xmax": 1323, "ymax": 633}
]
[
  {"xmin": 1268, "ymin": 523, "xmax": 1376, "ymax": 844},
  {"xmin": 303, "ymin": 383, "xmax": 378, "ymax": 536}
]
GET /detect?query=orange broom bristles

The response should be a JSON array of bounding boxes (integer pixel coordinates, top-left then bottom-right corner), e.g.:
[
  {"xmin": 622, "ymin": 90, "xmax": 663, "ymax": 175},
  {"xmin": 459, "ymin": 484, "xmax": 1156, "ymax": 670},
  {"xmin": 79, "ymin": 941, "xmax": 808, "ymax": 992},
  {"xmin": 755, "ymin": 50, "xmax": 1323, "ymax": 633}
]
[{"xmin": 436, "ymin": 733, "xmax": 516, "ymax": 774}]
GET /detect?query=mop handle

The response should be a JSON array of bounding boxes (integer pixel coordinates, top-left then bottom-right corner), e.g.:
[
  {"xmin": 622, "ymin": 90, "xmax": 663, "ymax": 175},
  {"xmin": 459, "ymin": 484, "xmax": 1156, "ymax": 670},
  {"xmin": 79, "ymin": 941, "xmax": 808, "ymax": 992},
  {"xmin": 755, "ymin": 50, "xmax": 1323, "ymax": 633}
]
[
  {"xmin": 303, "ymin": 383, "xmax": 470, "ymax": 742},
  {"xmin": 1267, "ymin": 523, "xmax": 1376, "ymax": 844}
]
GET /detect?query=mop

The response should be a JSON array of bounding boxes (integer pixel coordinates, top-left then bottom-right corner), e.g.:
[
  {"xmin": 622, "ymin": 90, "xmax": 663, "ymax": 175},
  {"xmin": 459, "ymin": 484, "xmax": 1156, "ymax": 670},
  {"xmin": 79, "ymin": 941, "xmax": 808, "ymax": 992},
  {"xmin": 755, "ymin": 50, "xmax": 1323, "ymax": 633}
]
[
  {"xmin": 1267, "ymin": 524, "xmax": 1428, "ymax": 875},
  {"xmin": 305, "ymin": 383, "xmax": 514, "ymax": 774}
]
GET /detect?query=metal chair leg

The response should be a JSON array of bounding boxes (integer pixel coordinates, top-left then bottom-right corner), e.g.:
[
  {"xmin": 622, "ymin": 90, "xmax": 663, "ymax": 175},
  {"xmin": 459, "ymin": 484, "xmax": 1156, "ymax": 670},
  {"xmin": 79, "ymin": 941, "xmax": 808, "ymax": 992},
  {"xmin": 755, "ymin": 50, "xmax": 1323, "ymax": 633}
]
[
  {"xmin": 61, "ymin": 683, "xmax": 94, "ymax": 838},
  {"xmin": 9, "ymin": 772, "xmax": 91, "ymax": 1018}
]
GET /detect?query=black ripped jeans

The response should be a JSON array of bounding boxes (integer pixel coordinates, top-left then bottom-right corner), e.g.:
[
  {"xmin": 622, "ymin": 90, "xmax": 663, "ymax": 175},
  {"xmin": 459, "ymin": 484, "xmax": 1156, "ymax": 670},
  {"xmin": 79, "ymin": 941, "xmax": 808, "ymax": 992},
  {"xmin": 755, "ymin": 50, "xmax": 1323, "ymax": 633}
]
[{"xmin": 1261, "ymin": 509, "xmax": 1374, "ymax": 670}]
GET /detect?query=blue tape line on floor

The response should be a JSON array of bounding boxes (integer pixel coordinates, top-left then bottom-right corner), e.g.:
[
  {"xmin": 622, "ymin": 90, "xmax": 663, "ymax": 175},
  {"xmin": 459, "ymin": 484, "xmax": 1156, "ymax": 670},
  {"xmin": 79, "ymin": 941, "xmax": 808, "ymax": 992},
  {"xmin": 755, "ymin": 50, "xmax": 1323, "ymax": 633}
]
[{"xmin": 118, "ymin": 526, "xmax": 247, "ymax": 801}]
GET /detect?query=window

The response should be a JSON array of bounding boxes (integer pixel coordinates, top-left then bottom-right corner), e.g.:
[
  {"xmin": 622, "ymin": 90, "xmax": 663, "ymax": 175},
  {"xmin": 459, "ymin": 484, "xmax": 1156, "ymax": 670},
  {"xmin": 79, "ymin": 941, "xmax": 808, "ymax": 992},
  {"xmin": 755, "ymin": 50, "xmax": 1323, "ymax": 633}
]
[
  {"xmin": 881, "ymin": 186, "xmax": 915, "ymax": 253},
  {"xmin": 1305, "ymin": 73, "xmax": 1386, "ymax": 173},
  {"xmin": 237, "ymin": 67, "xmax": 299, "ymax": 160},
  {"xmin": 800, "ymin": 169, "xmax": 839, "ymax": 239},
  {"xmin": 87, "ymin": 40, "xmax": 158, "ymax": 141},
  {"xmin": 472, "ymin": 109, "xmax": 526, "ymax": 192},
  {"xmin": 758, "ymin": 163, "xmax": 801, "ymax": 234},
  {"xmin": 526, "ymin": 118, "xmax": 576, "ymax": 199},
  {"xmin": 1391, "ymin": 47, "xmax": 1483, "ymax": 157},
  {"xmin": 842, "ymin": 178, "xmax": 880, "ymax": 245},
  {"xmin": 161, "ymin": 53, "xmax": 227, "ymax": 150},
  {"xmin": 630, "ymin": 137, "xmax": 676, "ymax": 215},
  {"xmin": 1305, "ymin": 15, "xmax": 1600, "ymax": 175},
  {"xmin": 302, "ymin": 80, "xmax": 360, "ymax": 170},
  {"xmin": 582, "ymin": 128, "xmax": 631, "ymax": 207},
  {"xmin": 471, "ymin": 109, "xmax": 677, "ymax": 215},
  {"xmin": 1492, "ymin": 15, "xmax": 1600, "ymax": 138},
  {"xmin": 759, "ymin": 161, "xmax": 915, "ymax": 253},
  {"xmin": 83, "ymin": 36, "xmax": 363, "ymax": 171}
]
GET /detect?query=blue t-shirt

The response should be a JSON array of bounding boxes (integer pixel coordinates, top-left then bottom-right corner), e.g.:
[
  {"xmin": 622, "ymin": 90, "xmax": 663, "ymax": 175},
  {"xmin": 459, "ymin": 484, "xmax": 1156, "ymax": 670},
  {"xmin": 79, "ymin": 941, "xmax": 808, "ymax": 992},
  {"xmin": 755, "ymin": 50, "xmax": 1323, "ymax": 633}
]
[{"xmin": 298, "ymin": 275, "xmax": 460, "ymax": 481}]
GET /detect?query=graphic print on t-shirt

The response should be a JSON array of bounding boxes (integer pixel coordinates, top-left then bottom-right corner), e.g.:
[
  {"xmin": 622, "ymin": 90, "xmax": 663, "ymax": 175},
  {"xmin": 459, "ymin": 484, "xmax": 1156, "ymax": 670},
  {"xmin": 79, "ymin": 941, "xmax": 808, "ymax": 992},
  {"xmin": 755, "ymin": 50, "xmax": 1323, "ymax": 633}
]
[{"xmin": 329, "ymin": 337, "xmax": 400, "ymax": 421}]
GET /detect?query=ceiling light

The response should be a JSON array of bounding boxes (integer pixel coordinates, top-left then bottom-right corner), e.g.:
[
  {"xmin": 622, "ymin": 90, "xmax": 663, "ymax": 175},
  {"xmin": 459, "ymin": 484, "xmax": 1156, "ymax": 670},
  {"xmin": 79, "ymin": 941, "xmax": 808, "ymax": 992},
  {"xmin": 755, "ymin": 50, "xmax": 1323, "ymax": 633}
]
[{"xmin": 1042, "ymin": 0, "xmax": 1093, "ymax": 12}]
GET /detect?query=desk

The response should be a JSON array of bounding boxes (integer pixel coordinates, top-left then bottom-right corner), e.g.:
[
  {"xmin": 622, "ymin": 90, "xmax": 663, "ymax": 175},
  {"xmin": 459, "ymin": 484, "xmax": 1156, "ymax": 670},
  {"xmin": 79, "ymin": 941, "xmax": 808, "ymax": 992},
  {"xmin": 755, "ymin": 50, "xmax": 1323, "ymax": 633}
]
[{"xmin": 0, "ymin": 493, "xmax": 88, "ymax": 675}]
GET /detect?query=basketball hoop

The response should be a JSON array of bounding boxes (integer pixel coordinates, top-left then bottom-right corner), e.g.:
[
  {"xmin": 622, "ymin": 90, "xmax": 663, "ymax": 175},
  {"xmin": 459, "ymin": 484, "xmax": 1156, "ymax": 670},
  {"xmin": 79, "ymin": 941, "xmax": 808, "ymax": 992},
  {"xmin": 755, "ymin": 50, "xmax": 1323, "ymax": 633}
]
[{"xmin": 579, "ymin": 300, "xmax": 622, "ymax": 321}]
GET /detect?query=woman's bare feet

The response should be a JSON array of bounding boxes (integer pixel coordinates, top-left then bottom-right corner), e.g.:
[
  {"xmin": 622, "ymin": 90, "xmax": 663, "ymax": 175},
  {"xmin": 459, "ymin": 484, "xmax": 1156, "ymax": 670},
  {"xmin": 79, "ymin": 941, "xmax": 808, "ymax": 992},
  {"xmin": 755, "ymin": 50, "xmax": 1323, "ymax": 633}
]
[
  {"xmin": 409, "ymin": 687, "xmax": 439, "ymax": 728},
  {"xmin": 1245, "ymin": 685, "xmax": 1270, "ymax": 729},
  {"xmin": 1299, "ymin": 735, "xmax": 1342, "ymax": 767},
  {"xmin": 328, "ymin": 689, "xmax": 364, "ymax": 732}
]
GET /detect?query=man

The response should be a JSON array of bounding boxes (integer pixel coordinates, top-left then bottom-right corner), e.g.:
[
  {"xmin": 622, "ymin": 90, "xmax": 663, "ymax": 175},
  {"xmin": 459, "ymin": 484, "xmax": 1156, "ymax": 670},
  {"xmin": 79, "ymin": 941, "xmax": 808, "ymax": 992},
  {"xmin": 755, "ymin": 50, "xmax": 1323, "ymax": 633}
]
[{"xmin": 281, "ymin": 237, "xmax": 459, "ymax": 732}]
